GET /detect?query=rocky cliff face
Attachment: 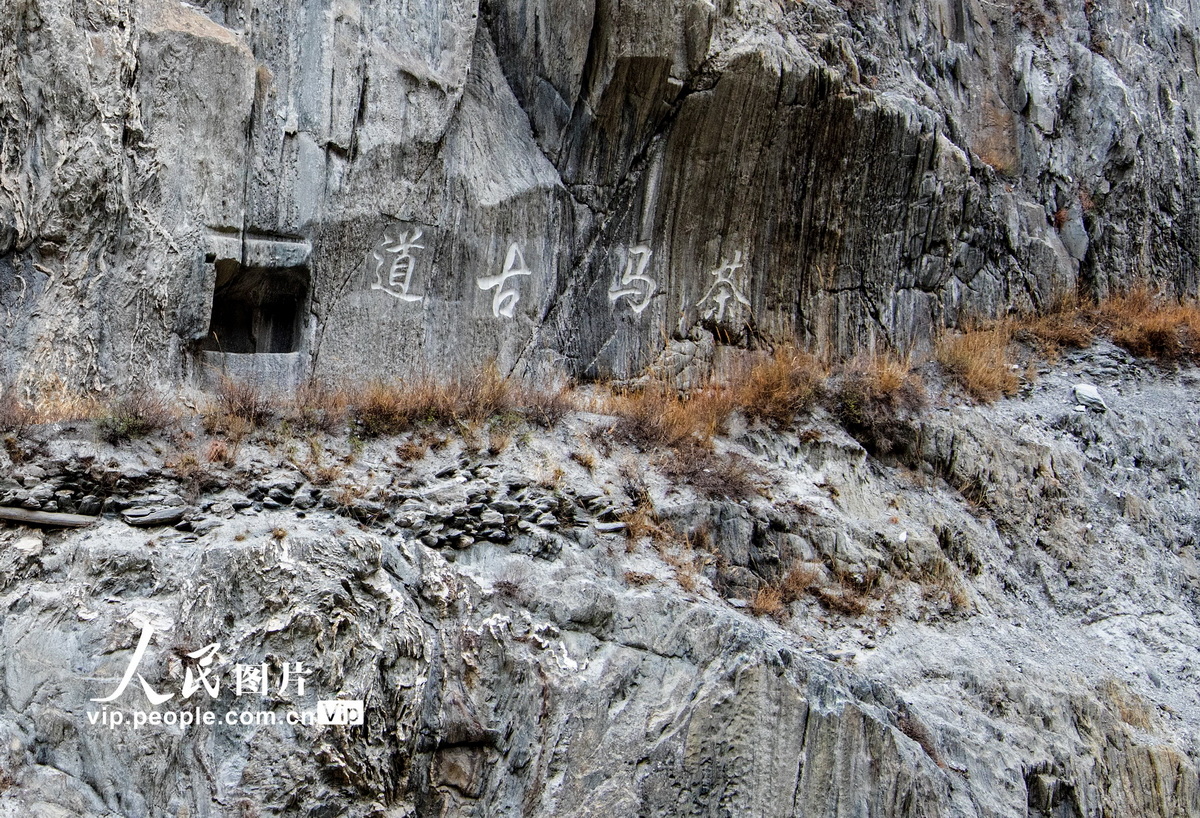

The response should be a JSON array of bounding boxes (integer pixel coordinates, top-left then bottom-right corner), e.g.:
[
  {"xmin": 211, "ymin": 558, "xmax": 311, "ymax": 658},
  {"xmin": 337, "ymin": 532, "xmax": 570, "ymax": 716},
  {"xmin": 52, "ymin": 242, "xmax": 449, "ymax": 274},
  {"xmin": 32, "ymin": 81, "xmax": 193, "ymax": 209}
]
[
  {"xmin": 1, "ymin": 0, "xmax": 1197, "ymax": 391},
  {"xmin": 0, "ymin": 342, "xmax": 1198, "ymax": 816}
]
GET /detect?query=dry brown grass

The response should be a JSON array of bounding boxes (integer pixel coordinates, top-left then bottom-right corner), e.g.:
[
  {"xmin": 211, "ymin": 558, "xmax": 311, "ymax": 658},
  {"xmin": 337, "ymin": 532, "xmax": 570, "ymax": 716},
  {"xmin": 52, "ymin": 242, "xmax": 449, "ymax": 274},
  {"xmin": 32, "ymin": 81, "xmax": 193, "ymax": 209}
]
[
  {"xmin": 914, "ymin": 557, "xmax": 972, "ymax": 612},
  {"xmin": 814, "ymin": 587, "xmax": 869, "ymax": 615},
  {"xmin": 623, "ymin": 571, "xmax": 657, "ymax": 586},
  {"xmin": 619, "ymin": 504, "xmax": 670, "ymax": 548},
  {"xmin": 570, "ymin": 449, "xmax": 596, "ymax": 471},
  {"xmin": 604, "ymin": 383, "xmax": 734, "ymax": 450},
  {"xmin": 659, "ymin": 447, "xmax": 758, "ymax": 500},
  {"xmin": 97, "ymin": 391, "xmax": 176, "ymax": 444},
  {"xmin": 734, "ymin": 348, "xmax": 825, "ymax": 427},
  {"xmin": 204, "ymin": 439, "xmax": 235, "ymax": 466},
  {"xmin": 291, "ymin": 437, "xmax": 342, "ymax": 485},
  {"xmin": 1015, "ymin": 310, "xmax": 1094, "ymax": 354},
  {"xmin": 749, "ymin": 585, "xmax": 785, "ymax": 619},
  {"xmin": 1095, "ymin": 285, "xmax": 1200, "ymax": 359},
  {"xmin": 0, "ymin": 377, "xmax": 101, "ymax": 432},
  {"xmin": 353, "ymin": 379, "xmax": 453, "ymax": 437},
  {"xmin": 934, "ymin": 285, "xmax": 1200, "ymax": 402},
  {"xmin": 936, "ymin": 327, "xmax": 1020, "ymax": 402},
  {"xmin": 352, "ymin": 364, "xmax": 528, "ymax": 437},
  {"xmin": 287, "ymin": 380, "xmax": 351, "ymax": 432},
  {"xmin": 831, "ymin": 352, "xmax": 925, "ymax": 455},
  {"xmin": 779, "ymin": 560, "xmax": 824, "ymax": 602},
  {"xmin": 396, "ymin": 438, "xmax": 428, "ymax": 462}
]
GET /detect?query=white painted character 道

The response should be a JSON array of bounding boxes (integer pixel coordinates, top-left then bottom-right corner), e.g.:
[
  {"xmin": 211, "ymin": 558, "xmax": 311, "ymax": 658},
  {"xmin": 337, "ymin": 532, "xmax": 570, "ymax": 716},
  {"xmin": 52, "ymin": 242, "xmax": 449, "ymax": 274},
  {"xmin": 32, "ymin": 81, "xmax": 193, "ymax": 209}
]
[
  {"xmin": 372, "ymin": 228, "xmax": 425, "ymax": 302},
  {"xmin": 477, "ymin": 242, "xmax": 533, "ymax": 318}
]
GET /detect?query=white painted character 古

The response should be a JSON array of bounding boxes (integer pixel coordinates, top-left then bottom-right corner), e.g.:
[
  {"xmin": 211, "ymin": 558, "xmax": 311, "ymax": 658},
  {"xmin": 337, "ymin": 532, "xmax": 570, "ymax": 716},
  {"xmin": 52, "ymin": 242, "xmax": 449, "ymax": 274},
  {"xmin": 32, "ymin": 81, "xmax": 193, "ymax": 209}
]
[
  {"xmin": 477, "ymin": 243, "xmax": 533, "ymax": 318},
  {"xmin": 607, "ymin": 244, "xmax": 657, "ymax": 314},
  {"xmin": 697, "ymin": 250, "xmax": 751, "ymax": 322},
  {"xmin": 371, "ymin": 228, "xmax": 425, "ymax": 302}
]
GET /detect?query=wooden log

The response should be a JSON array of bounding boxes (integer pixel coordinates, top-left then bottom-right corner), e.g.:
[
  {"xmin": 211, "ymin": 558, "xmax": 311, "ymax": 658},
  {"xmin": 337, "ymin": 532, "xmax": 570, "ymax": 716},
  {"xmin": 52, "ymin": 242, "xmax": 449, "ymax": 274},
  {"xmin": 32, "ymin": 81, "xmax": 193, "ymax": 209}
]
[{"xmin": 0, "ymin": 506, "xmax": 98, "ymax": 528}]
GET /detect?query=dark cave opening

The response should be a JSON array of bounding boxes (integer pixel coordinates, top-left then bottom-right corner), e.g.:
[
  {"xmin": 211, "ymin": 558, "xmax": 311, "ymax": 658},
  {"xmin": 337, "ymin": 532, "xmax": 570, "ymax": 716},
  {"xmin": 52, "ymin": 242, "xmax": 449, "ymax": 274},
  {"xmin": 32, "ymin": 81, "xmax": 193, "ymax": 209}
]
[{"xmin": 200, "ymin": 260, "xmax": 309, "ymax": 354}]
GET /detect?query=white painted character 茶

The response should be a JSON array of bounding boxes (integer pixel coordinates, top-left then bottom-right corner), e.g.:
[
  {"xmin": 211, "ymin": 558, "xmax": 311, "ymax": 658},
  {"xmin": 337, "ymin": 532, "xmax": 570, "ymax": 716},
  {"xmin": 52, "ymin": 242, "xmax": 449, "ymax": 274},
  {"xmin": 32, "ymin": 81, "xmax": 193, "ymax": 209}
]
[{"xmin": 697, "ymin": 250, "xmax": 751, "ymax": 322}]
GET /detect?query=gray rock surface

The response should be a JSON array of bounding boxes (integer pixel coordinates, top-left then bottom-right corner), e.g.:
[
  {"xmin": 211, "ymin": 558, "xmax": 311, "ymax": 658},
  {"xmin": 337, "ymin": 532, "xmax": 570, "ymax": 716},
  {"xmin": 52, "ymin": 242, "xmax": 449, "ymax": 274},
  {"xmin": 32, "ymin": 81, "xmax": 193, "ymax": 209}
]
[
  {"xmin": 1, "ymin": 0, "xmax": 1198, "ymax": 390},
  {"xmin": 0, "ymin": 342, "xmax": 1198, "ymax": 815}
]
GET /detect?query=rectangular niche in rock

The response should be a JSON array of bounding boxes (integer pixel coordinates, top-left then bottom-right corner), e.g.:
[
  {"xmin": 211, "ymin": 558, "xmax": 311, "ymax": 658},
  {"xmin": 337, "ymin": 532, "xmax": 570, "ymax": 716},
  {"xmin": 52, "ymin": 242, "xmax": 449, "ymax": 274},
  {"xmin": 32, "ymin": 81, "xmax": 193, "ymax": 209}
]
[{"xmin": 199, "ymin": 236, "xmax": 312, "ymax": 355}]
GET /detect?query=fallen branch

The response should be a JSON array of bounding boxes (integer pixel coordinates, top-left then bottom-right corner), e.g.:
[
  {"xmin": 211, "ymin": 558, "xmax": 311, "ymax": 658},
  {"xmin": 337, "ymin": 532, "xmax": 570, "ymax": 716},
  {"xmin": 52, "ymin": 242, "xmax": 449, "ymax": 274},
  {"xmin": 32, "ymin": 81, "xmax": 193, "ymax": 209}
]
[{"xmin": 0, "ymin": 506, "xmax": 99, "ymax": 528}]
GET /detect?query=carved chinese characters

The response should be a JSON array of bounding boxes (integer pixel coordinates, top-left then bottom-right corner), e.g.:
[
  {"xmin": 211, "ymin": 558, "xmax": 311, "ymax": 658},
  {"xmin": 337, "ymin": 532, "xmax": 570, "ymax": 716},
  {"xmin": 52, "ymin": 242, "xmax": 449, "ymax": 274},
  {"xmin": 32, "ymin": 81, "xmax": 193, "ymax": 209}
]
[
  {"xmin": 477, "ymin": 243, "xmax": 533, "ymax": 318},
  {"xmin": 371, "ymin": 227, "xmax": 426, "ymax": 302},
  {"xmin": 365, "ymin": 225, "xmax": 754, "ymax": 325},
  {"xmin": 697, "ymin": 250, "xmax": 750, "ymax": 322},
  {"xmin": 607, "ymin": 244, "xmax": 657, "ymax": 314}
]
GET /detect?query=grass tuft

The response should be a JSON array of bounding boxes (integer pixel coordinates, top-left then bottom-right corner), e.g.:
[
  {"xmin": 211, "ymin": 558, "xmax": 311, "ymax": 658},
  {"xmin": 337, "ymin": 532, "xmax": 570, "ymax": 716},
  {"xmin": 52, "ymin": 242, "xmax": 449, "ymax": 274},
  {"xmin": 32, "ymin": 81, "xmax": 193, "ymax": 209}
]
[
  {"xmin": 831, "ymin": 353, "xmax": 925, "ymax": 455},
  {"xmin": 735, "ymin": 348, "xmax": 825, "ymax": 427},
  {"xmin": 936, "ymin": 327, "xmax": 1020, "ymax": 402},
  {"xmin": 97, "ymin": 392, "xmax": 175, "ymax": 444}
]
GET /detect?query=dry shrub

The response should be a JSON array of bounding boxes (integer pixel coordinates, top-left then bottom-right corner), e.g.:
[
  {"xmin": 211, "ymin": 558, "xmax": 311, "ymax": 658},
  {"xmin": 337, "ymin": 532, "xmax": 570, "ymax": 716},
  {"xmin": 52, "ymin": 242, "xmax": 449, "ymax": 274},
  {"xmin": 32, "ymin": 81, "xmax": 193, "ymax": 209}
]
[
  {"xmin": 624, "ymin": 571, "xmax": 656, "ymax": 586},
  {"xmin": 936, "ymin": 327, "xmax": 1020, "ymax": 402},
  {"xmin": 831, "ymin": 353, "xmax": 925, "ymax": 455},
  {"xmin": 779, "ymin": 561, "xmax": 823, "ymax": 602},
  {"xmin": 522, "ymin": 386, "xmax": 575, "ymax": 428},
  {"xmin": 166, "ymin": 450, "xmax": 206, "ymax": 481},
  {"xmin": 1097, "ymin": 285, "xmax": 1200, "ymax": 359},
  {"xmin": 814, "ymin": 587, "xmax": 868, "ymax": 615},
  {"xmin": 97, "ymin": 391, "xmax": 175, "ymax": 444},
  {"xmin": 606, "ymin": 383, "xmax": 733, "ymax": 449},
  {"xmin": 659, "ymin": 447, "xmax": 758, "ymax": 500},
  {"xmin": 214, "ymin": 376, "xmax": 273, "ymax": 427},
  {"xmin": 288, "ymin": 380, "xmax": 350, "ymax": 432},
  {"xmin": 749, "ymin": 585, "xmax": 785, "ymax": 619},
  {"xmin": 735, "ymin": 347, "xmax": 825, "ymax": 427},
  {"xmin": 0, "ymin": 390, "xmax": 35, "ymax": 436}
]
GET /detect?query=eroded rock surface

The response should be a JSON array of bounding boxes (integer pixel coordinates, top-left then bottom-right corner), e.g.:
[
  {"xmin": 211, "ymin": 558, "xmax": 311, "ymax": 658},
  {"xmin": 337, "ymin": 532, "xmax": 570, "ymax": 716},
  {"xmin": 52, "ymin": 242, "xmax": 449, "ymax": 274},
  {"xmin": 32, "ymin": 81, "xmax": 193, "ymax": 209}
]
[
  {"xmin": 0, "ymin": 343, "xmax": 1198, "ymax": 816},
  {"xmin": 1, "ymin": 0, "xmax": 1197, "ymax": 389}
]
